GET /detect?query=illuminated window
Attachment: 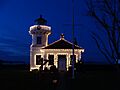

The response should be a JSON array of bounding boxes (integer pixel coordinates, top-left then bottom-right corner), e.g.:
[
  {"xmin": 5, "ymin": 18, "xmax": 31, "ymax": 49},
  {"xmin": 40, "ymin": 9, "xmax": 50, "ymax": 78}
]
[
  {"xmin": 36, "ymin": 55, "xmax": 43, "ymax": 65},
  {"xmin": 70, "ymin": 55, "xmax": 76, "ymax": 65},
  {"xmin": 37, "ymin": 36, "xmax": 42, "ymax": 44},
  {"xmin": 48, "ymin": 55, "xmax": 54, "ymax": 65}
]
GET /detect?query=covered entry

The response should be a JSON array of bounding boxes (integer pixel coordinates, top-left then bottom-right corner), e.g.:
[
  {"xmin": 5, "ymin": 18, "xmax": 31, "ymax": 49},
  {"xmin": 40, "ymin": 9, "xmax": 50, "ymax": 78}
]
[{"xmin": 58, "ymin": 55, "xmax": 66, "ymax": 71}]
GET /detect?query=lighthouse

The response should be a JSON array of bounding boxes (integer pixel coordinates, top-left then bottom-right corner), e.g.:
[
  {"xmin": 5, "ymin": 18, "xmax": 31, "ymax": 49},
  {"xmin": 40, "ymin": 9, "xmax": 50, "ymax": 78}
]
[
  {"xmin": 29, "ymin": 16, "xmax": 51, "ymax": 71},
  {"xmin": 29, "ymin": 16, "xmax": 84, "ymax": 71}
]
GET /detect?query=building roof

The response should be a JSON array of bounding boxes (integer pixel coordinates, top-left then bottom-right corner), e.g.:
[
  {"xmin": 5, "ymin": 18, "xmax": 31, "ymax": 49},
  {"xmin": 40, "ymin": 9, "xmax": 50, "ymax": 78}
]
[
  {"xmin": 43, "ymin": 37, "xmax": 83, "ymax": 49},
  {"xmin": 34, "ymin": 15, "xmax": 47, "ymax": 25}
]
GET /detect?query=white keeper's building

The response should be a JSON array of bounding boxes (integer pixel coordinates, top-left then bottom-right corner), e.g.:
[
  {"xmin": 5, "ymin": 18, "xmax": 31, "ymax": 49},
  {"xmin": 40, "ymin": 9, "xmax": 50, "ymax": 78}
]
[{"xmin": 29, "ymin": 16, "xmax": 84, "ymax": 71}]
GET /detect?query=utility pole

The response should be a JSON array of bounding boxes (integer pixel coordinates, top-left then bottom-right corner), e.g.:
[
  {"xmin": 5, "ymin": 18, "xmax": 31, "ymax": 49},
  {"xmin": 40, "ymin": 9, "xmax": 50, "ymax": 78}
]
[
  {"xmin": 72, "ymin": 0, "xmax": 75, "ymax": 79},
  {"xmin": 64, "ymin": 0, "xmax": 80, "ymax": 79}
]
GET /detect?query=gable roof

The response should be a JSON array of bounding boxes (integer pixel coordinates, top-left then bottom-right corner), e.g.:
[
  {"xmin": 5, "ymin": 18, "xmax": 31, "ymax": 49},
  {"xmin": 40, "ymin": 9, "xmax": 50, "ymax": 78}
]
[{"xmin": 42, "ymin": 38, "xmax": 83, "ymax": 49}]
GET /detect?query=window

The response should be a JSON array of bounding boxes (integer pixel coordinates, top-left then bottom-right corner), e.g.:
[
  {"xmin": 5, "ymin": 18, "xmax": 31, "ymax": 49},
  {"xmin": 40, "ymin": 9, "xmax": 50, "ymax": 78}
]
[
  {"xmin": 36, "ymin": 55, "xmax": 43, "ymax": 65},
  {"xmin": 48, "ymin": 55, "xmax": 54, "ymax": 65},
  {"xmin": 37, "ymin": 36, "xmax": 42, "ymax": 44},
  {"xmin": 70, "ymin": 55, "xmax": 76, "ymax": 65}
]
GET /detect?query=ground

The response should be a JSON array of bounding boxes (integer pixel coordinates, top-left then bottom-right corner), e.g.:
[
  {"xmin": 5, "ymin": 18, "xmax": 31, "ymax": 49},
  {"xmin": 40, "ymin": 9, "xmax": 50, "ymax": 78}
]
[{"xmin": 0, "ymin": 64, "xmax": 119, "ymax": 90}]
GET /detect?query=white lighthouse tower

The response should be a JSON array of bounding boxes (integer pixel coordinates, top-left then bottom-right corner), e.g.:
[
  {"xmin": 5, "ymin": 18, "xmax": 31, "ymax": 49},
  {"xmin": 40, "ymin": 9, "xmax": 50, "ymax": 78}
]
[{"xmin": 29, "ymin": 16, "xmax": 51, "ymax": 71}]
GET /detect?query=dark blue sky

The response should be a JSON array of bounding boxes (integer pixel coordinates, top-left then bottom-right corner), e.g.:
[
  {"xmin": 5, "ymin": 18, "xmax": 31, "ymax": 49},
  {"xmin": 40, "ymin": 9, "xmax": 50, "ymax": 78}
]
[{"xmin": 0, "ymin": 0, "xmax": 107, "ymax": 64}]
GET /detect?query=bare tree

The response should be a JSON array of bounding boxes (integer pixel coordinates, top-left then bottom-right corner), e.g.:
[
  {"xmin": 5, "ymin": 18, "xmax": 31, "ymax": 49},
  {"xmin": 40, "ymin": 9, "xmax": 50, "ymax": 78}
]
[{"xmin": 86, "ymin": 0, "xmax": 120, "ymax": 64}]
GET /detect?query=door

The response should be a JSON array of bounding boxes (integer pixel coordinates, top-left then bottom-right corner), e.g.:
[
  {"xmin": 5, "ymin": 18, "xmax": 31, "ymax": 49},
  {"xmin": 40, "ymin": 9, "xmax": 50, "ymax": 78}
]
[{"xmin": 58, "ymin": 55, "xmax": 66, "ymax": 71}]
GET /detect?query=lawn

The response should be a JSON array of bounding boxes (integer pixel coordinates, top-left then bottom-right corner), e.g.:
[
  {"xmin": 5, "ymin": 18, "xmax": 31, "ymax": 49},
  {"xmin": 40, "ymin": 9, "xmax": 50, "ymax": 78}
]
[{"xmin": 0, "ymin": 64, "xmax": 119, "ymax": 90}]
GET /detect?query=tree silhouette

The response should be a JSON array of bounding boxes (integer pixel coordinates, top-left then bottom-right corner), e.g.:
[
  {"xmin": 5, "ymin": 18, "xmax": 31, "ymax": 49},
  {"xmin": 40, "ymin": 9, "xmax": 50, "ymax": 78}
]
[
  {"xmin": 39, "ymin": 58, "xmax": 49, "ymax": 71},
  {"xmin": 86, "ymin": 0, "xmax": 120, "ymax": 64}
]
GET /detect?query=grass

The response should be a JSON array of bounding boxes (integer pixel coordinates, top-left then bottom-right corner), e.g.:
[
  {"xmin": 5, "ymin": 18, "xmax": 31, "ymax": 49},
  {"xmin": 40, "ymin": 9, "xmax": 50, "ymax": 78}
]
[{"xmin": 0, "ymin": 64, "xmax": 119, "ymax": 90}]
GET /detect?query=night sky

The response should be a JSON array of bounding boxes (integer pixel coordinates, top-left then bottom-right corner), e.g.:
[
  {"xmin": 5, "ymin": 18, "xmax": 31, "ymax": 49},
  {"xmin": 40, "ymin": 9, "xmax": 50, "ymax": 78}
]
[{"xmin": 0, "ymin": 0, "xmax": 107, "ymax": 64}]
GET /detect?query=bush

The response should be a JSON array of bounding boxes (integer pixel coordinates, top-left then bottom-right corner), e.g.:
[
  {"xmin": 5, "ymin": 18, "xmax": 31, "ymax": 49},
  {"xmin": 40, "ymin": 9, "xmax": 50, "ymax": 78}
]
[
  {"xmin": 32, "ymin": 69, "xmax": 38, "ymax": 72},
  {"xmin": 44, "ymin": 67, "xmax": 49, "ymax": 72},
  {"xmin": 50, "ymin": 65, "xmax": 57, "ymax": 72}
]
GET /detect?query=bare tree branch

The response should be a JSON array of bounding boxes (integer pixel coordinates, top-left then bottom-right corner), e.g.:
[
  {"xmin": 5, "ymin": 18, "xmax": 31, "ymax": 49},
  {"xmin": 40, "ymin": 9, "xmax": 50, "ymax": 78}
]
[
  {"xmin": 92, "ymin": 32, "xmax": 116, "ymax": 61},
  {"xmin": 86, "ymin": 0, "xmax": 120, "ymax": 64},
  {"xmin": 91, "ymin": 34, "xmax": 112, "ymax": 64}
]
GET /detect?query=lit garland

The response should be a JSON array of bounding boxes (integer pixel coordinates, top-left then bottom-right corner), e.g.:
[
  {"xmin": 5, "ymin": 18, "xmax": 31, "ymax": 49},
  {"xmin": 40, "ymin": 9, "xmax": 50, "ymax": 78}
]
[
  {"xmin": 44, "ymin": 49, "xmax": 84, "ymax": 52},
  {"xmin": 30, "ymin": 25, "xmax": 51, "ymax": 31}
]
